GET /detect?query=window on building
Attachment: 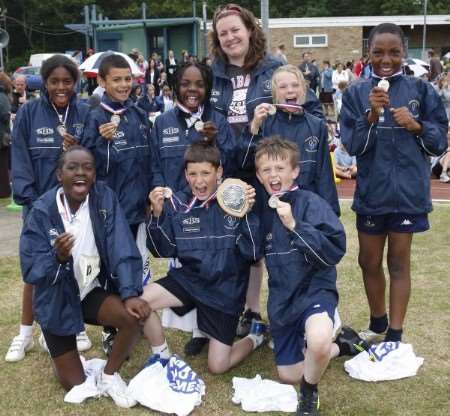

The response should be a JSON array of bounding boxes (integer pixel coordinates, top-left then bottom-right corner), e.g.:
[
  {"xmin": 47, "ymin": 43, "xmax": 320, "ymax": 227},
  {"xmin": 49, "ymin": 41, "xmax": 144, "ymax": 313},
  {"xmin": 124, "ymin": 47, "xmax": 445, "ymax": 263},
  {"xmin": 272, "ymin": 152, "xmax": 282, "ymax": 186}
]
[{"xmin": 293, "ymin": 34, "xmax": 328, "ymax": 48}]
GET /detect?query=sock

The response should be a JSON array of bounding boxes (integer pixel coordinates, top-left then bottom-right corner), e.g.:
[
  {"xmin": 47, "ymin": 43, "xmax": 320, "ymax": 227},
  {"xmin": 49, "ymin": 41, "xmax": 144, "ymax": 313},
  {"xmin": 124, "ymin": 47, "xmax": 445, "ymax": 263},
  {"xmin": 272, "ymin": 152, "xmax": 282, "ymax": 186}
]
[
  {"xmin": 300, "ymin": 377, "xmax": 318, "ymax": 397},
  {"xmin": 385, "ymin": 327, "xmax": 403, "ymax": 342},
  {"xmin": 192, "ymin": 328, "xmax": 208, "ymax": 339},
  {"xmin": 19, "ymin": 324, "xmax": 33, "ymax": 338},
  {"xmin": 369, "ymin": 314, "xmax": 388, "ymax": 334},
  {"xmin": 247, "ymin": 333, "xmax": 264, "ymax": 350},
  {"xmin": 152, "ymin": 341, "xmax": 170, "ymax": 360},
  {"xmin": 101, "ymin": 370, "xmax": 116, "ymax": 380}
]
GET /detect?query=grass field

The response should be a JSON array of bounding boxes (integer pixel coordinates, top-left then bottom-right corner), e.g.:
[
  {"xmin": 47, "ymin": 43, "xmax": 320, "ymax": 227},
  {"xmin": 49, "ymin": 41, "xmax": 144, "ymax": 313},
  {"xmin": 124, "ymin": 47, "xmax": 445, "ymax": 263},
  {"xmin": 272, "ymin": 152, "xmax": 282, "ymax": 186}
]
[{"xmin": 0, "ymin": 202, "xmax": 449, "ymax": 415}]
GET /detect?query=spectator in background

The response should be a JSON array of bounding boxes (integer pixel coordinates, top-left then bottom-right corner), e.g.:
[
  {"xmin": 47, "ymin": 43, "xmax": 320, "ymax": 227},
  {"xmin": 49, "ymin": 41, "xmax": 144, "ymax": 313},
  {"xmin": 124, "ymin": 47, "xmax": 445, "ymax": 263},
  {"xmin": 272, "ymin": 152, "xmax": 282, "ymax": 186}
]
[
  {"xmin": 157, "ymin": 71, "xmax": 169, "ymax": 95},
  {"xmin": 145, "ymin": 58, "xmax": 161, "ymax": 96},
  {"xmin": 435, "ymin": 72, "xmax": 450, "ymax": 118},
  {"xmin": 181, "ymin": 50, "xmax": 190, "ymax": 65},
  {"xmin": 165, "ymin": 49, "xmax": 178, "ymax": 91},
  {"xmin": 334, "ymin": 141, "xmax": 357, "ymax": 179},
  {"xmin": 130, "ymin": 84, "xmax": 143, "ymax": 103},
  {"xmin": 320, "ymin": 61, "xmax": 334, "ymax": 117},
  {"xmin": 0, "ymin": 72, "xmax": 12, "ymax": 198},
  {"xmin": 135, "ymin": 54, "xmax": 147, "ymax": 86},
  {"xmin": 299, "ymin": 52, "xmax": 319, "ymax": 93},
  {"xmin": 345, "ymin": 61, "xmax": 356, "ymax": 84},
  {"xmin": 137, "ymin": 84, "xmax": 163, "ymax": 124},
  {"xmin": 156, "ymin": 85, "xmax": 174, "ymax": 113},
  {"xmin": 354, "ymin": 56, "xmax": 365, "ymax": 78},
  {"xmin": 274, "ymin": 44, "xmax": 288, "ymax": 64},
  {"xmin": 334, "ymin": 80, "xmax": 348, "ymax": 117},
  {"xmin": 428, "ymin": 49, "xmax": 443, "ymax": 82},
  {"xmin": 11, "ymin": 75, "xmax": 31, "ymax": 122}
]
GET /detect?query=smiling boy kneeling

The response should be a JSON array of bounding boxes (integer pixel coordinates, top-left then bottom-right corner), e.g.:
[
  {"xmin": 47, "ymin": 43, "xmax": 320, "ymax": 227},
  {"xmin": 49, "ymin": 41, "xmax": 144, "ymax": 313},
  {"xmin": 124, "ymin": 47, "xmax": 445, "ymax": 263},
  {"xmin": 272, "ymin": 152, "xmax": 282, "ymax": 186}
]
[{"xmin": 140, "ymin": 137, "xmax": 264, "ymax": 374}]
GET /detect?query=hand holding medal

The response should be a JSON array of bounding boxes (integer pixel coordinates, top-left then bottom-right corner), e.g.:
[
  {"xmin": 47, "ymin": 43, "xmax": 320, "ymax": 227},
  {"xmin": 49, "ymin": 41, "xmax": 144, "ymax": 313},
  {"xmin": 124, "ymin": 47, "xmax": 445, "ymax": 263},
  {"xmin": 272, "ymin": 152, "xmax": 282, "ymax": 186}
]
[
  {"xmin": 148, "ymin": 187, "xmax": 166, "ymax": 217},
  {"xmin": 275, "ymin": 199, "xmax": 296, "ymax": 231},
  {"xmin": 217, "ymin": 178, "xmax": 254, "ymax": 218},
  {"xmin": 198, "ymin": 121, "xmax": 218, "ymax": 143},
  {"xmin": 368, "ymin": 79, "xmax": 390, "ymax": 121}
]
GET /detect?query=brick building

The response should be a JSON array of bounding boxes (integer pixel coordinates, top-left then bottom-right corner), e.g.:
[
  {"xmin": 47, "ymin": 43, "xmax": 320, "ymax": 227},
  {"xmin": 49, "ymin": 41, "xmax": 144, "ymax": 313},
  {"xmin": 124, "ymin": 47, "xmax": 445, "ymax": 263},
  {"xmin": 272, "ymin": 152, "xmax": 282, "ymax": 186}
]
[{"xmin": 268, "ymin": 15, "xmax": 450, "ymax": 66}]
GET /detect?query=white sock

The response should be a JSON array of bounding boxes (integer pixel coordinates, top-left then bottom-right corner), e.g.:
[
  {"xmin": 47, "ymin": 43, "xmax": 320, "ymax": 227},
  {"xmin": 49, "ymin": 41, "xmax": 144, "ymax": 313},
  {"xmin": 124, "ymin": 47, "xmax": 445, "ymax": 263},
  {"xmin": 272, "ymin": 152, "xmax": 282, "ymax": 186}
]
[
  {"xmin": 247, "ymin": 334, "xmax": 264, "ymax": 350},
  {"xmin": 101, "ymin": 371, "xmax": 116, "ymax": 381},
  {"xmin": 152, "ymin": 341, "xmax": 170, "ymax": 360},
  {"xmin": 19, "ymin": 324, "xmax": 33, "ymax": 338},
  {"xmin": 192, "ymin": 328, "xmax": 208, "ymax": 338}
]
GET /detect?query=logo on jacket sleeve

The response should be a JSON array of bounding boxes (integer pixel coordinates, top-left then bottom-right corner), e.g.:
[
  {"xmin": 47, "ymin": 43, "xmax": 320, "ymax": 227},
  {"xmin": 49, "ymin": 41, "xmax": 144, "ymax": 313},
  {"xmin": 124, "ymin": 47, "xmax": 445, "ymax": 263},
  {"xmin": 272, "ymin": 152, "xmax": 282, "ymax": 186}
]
[
  {"xmin": 224, "ymin": 214, "xmax": 239, "ymax": 230},
  {"xmin": 408, "ymin": 100, "xmax": 420, "ymax": 119},
  {"xmin": 263, "ymin": 80, "xmax": 272, "ymax": 91},
  {"xmin": 72, "ymin": 123, "xmax": 84, "ymax": 137},
  {"xmin": 305, "ymin": 136, "xmax": 319, "ymax": 152}
]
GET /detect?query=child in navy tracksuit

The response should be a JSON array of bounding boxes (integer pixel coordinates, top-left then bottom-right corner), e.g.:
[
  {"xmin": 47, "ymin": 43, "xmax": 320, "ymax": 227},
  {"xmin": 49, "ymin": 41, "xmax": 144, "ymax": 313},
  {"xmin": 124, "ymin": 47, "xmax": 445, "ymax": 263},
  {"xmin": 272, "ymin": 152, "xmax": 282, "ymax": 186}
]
[
  {"xmin": 255, "ymin": 137, "xmax": 362, "ymax": 416},
  {"xmin": 82, "ymin": 54, "xmax": 152, "ymax": 234},
  {"xmin": 241, "ymin": 64, "xmax": 339, "ymax": 216},
  {"xmin": 149, "ymin": 62, "xmax": 237, "ymax": 355},
  {"xmin": 340, "ymin": 23, "xmax": 448, "ymax": 344},
  {"xmin": 20, "ymin": 146, "xmax": 149, "ymax": 407},
  {"xmin": 141, "ymin": 138, "xmax": 264, "ymax": 374},
  {"xmin": 81, "ymin": 54, "xmax": 152, "ymax": 354},
  {"xmin": 6, "ymin": 55, "xmax": 91, "ymax": 363},
  {"xmin": 150, "ymin": 62, "xmax": 236, "ymax": 193}
]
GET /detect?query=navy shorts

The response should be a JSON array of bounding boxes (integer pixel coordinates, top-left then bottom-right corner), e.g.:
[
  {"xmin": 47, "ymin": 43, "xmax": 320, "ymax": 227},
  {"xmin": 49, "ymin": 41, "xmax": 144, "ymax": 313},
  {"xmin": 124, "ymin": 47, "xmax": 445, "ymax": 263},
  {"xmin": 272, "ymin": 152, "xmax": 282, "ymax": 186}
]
[
  {"xmin": 356, "ymin": 213, "xmax": 429, "ymax": 235},
  {"xmin": 42, "ymin": 287, "xmax": 110, "ymax": 358},
  {"xmin": 271, "ymin": 300, "xmax": 336, "ymax": 366},
  {"xmin": 156, "ymin": 276, "xmax": 239, "ymax": 346}
]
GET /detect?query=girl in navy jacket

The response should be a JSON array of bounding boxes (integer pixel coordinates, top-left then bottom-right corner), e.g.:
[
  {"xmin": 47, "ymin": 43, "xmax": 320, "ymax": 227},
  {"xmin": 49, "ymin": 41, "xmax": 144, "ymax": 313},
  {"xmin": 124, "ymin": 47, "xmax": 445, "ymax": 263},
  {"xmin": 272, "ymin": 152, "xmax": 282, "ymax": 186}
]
[
  {"xmin": 6, "ymin": 55, "xmax": 91, "ymax": 363},
  {"xmin": 150, "ymin": 62, "xmax": 236, "ymax": 193},
  {"xmin": 20, "ymin": 146, "xmax": 149, "ymax": 407},
  {"xmin": 241, "ymin": 64, "xmax": 340, "ymax": 216},
  {"xmin": 340, "ymin": 23, "xmax": 448, "ymax": 344}
]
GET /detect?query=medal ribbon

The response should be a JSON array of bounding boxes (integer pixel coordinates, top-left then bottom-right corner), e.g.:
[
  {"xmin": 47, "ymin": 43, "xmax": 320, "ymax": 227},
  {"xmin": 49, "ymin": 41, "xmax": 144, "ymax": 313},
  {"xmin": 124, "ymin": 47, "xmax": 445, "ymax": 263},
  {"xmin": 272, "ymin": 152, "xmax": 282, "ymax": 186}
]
[
  {"xmin": 51, "ymin": 102, "xmax": 70, "ymax": 128},
  {"xmin": 275, "ymin": 103, "xmax": 304, "ymax": 113},
  {"xmin": 100, "ymin": 102, "xmax": 126, "ymax": 116},
  {"xmin": 169, "ymin": 190, "xmax": 217, "ymax": 213},
  {"xmin": 272, "ymin": 184, "xmax": 299, "ymax": 199}
]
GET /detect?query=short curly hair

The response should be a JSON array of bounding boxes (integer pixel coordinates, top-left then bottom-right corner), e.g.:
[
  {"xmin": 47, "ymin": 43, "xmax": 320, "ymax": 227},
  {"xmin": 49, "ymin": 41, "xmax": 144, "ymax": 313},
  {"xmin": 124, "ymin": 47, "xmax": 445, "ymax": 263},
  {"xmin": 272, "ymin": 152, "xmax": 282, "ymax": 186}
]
[{"xmin": 209, "ymin": 3, "xmax": 267, "ymax": 72}]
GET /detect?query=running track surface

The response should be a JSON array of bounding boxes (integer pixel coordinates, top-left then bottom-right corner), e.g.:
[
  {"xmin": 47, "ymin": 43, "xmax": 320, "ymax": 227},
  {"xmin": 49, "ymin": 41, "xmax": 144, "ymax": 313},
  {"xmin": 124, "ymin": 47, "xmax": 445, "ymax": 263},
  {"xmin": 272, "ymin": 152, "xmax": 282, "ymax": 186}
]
[{"xmin": 337, "ymin": 179, "xmax": 450, "ymax": 201}]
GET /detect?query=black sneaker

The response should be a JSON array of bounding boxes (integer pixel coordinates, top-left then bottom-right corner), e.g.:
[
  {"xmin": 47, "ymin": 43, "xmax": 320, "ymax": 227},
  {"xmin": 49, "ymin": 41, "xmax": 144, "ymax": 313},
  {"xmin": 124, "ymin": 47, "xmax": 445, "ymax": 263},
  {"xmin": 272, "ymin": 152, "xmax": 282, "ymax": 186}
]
[
  {"xmin": 236, "ymin": 309, "xmax": 262, "ymax": 337},
  {"xmin": 184, "ymin": 337, "xmax": 209, "ymax": 356},
  {"xmin": 101, "ymin": 328, "xmax": 117, "ymax": 357},
  {"xmin": 336, "ymin": 326, "xmax": 370, "ymax": 356},
  {"xmin": 297, "ymin": 391, "xmax": 320, "ymax": 416}
]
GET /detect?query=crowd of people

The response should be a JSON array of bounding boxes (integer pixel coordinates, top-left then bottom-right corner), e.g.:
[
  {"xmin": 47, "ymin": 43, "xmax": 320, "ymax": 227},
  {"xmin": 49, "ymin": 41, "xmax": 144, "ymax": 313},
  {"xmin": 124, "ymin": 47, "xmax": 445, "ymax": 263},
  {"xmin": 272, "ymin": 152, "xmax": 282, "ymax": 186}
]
[{"xmin": 0, "ymin": 3, "xmax": 449, "ymax": 415}]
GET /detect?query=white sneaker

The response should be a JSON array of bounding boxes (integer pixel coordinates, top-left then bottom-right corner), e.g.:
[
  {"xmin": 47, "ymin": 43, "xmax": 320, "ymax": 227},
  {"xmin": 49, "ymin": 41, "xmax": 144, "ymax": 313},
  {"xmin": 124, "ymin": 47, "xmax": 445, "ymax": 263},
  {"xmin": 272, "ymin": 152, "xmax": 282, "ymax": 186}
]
[
  {"xmin": 97, "ymin": 372, "xmax": 137, "ymax": 408},
  {"xmin": 439, "ymin": 172, "xmax": 450, "ymax": 183},
  {"xmin": 38, "ymin": 333, "xmax": 50, "ymax": 353},
  {"xmin": 5, "ymin": 335, "xmax": 34, "ymax": 362},
  {"xmin": 76, "ymin": 331, "xmax": 92, "ymax": 352}
]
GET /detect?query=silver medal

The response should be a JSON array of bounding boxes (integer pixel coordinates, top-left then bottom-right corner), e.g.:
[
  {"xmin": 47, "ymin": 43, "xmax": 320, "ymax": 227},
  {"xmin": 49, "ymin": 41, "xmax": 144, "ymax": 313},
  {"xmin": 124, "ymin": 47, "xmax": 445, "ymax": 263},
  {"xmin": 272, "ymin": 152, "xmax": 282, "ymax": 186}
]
[
  {"xmin": 377, "ymin": 79, "xmax": 390, "ymax": 92},
  {"xmin": 56, "ymin": 124, "xmax": 67, "ymax": 137},
  {"xmin": 194, "ymin": 121, "xmax": 204, "ymax": 132},
  {"xmin": 268, "ymin": 195, "xmax": 279, "ymax": 209},
  {"xmin": 111, "ymin": 114, "xmax": 121, "ymax": 127},
  {"xmin": 163, "ymin": 187, "xmax": 173, "ymax": 199},
  {"xmin": 268, "ymin": 104, "xmax": 276, "ymax": 116}
]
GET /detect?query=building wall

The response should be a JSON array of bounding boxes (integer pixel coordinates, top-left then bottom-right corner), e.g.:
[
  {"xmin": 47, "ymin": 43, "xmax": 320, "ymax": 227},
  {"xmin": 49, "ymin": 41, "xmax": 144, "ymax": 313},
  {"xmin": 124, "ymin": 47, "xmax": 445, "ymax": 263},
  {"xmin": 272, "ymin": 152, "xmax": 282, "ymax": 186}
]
[
  {"xmin": 270, "ymin": 26, "xmax": 363, "ymax": 66},
  {"xmin": 120, "ymin": 27, "xmax": 147, "ymax": 55}
]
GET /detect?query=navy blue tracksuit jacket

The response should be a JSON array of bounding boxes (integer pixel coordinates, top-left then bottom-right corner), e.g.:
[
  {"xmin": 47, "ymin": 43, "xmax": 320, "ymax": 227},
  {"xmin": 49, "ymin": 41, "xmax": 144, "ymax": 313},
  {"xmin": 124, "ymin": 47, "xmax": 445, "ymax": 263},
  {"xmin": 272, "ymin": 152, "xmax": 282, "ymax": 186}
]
[
  {"xmin": 340, "ymin": 75, "xmax": 448, "ymax": 216},
  {"xmin": 20, "ymin": 182, "xmax": 143, "ymax": 336}
]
